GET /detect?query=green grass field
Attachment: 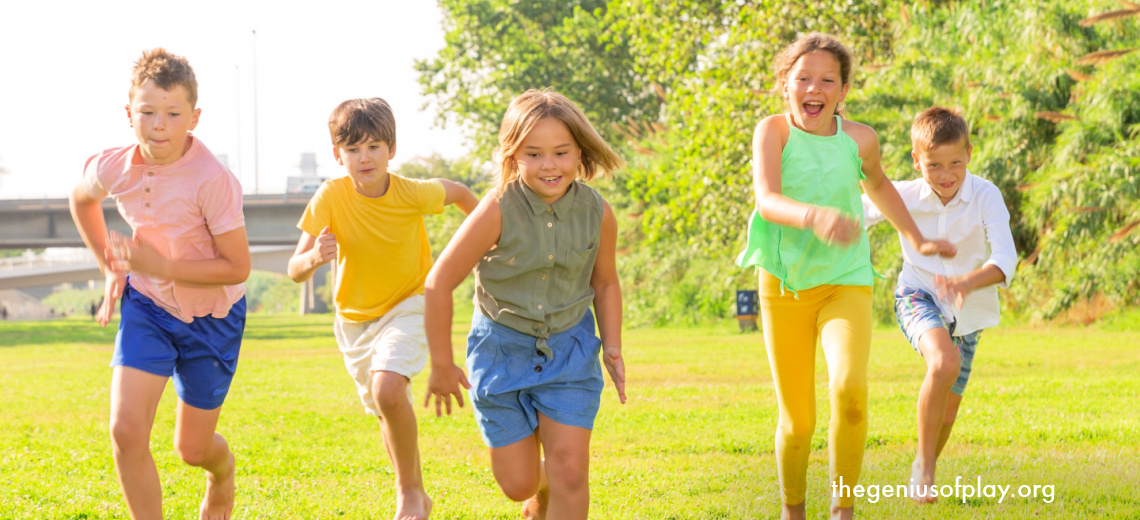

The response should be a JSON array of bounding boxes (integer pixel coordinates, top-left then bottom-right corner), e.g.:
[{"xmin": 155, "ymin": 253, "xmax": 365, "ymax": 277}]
[{"xmin": 1, "ymin": 309, "xmax": 1138, "ymax": 519}]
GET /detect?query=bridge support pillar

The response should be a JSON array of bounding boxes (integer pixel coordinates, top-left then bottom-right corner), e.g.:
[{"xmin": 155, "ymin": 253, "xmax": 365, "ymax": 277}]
[{"xmin": 299, "ymin": 263, "xmax": 332, "ymax": 315}]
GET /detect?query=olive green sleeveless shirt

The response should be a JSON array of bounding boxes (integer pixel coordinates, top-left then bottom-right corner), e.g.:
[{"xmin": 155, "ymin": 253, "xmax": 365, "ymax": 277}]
[
  {"xmin": 474, "ymin": 178, "xmax": 603, "ymax": 355},
  {"xmin": 736, "ymin": 115, "xmax": 874, "ymax": 294}
]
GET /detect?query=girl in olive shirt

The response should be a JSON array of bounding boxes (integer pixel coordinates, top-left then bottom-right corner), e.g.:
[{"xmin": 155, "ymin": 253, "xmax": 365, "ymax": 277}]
[{"xmin": 423, "ymin": 89, "xmax": 627, "ymax": 520}]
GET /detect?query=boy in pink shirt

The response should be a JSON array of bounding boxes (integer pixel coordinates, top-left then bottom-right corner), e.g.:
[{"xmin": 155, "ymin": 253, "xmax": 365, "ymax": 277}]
[{"xmin": 69, "ymin": 48, "xmax": 250, "ymax": 520}]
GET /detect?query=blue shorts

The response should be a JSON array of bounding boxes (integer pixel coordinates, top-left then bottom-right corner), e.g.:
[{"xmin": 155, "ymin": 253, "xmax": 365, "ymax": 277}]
[
  {"xmin": 466, "ymin": 309, "xmax": 604, "ymax": 448},
  {"xmin": 894, "ymin": 287, "xmax": 980, "ymax": 396},
  {"xmin": 112, "ymin": 283, "xmax": 246, "ymax": 410}
]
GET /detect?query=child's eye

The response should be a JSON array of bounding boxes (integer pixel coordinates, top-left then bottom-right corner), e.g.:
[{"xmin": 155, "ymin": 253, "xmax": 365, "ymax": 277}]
[
  {"xmin": 527, "ymin": 153, "xmax": 540, "ymax": 158},
  {"xmin": 169, "ymin": 113, "xmax": 180, "ymax": 117}
]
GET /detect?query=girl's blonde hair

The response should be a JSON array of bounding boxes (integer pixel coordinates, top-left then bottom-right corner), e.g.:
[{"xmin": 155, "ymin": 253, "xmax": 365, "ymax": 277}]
[{"xmin": 495, "ymin": 89, "xmax": 625, "ymax": 193}]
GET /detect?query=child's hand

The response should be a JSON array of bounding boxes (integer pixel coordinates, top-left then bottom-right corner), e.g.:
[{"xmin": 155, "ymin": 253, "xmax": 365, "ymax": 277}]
[
  {"xmin": 916, "ymin": 239, "xmax": 957, "ymax": 258},
  {"xmin": 806, "ymin": 206, "xmax": 861, "ymax": 247},
  {"xmin": 603, "ymin": 345, "xmax": 627, "ymax": 404},
  {"xmin": 313, "ymin": 226, "xmax": 337, "ymax": 265},
  {"xmin": 424, "ymin": 363, "xmax": 471, "ymax": 417},
  {"xmin": 934, "ymin": 274, "xmax": 969, "ymax": 309},
  {"xmin": 108, "ymin": 230, "xmax": 167, "ymax": 277},
  {"xmin": 98, "ymin": 249, "xmax": 126, "ymax": 327}
]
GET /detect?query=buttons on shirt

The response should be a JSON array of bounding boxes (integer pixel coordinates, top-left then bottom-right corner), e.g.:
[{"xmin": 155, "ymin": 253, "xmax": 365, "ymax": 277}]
[
  {"xmin": 147, "ymin": 171, "xmax": 154, "ymax": 177},
  {"xmin": 145, "ymin": 188, "xmax": 151, "ymax": 193},
  {"xmin": 548, "ymin": 255, "xmax": 553, "ymax": 260},
  {"xmin": 547, "ymin": 222, "xmax": 553, "ymax": 228},
  {"xmin": 534, "ymin": 365, "xmax": 543, "ymax": 373},
  {"xmin": 144, "ymin": 202, "xmax": 151, "ymax": 208},
  {"xmin": 537, "ymin": 304, "xmax": 543, "ymax": 310}
]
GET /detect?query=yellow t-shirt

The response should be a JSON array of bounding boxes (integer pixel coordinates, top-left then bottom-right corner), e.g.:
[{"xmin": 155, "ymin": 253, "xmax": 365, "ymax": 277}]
[{"xmin": 298, "ymin": 174, "xmax": 446, "ymax": 321}]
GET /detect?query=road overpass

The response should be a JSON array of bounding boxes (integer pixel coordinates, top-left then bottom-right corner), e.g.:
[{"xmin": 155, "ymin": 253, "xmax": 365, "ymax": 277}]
[
  {"xmin": 0, "ymin": 193, "xmax": 313, "ymax": 249},
  {"xmin": 0, "ymin": 194, "xmax": 329, "ymax": 314}
]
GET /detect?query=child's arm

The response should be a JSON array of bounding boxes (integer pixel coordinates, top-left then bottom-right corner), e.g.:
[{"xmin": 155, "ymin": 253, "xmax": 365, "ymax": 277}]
[
  {"xmin": 752, "ymin": 116, "xmax": 861, "ymax": 246},
  {"xmin": 107, "ymin": 228, "xmax": 251, "ymax": 286},
  {"xmin": 591, "ymin": 200, "xmax": 626, "ymax": 404},
  {"xmin": 934, "ymin": 265, "xmax": 1006, "ymax": 310},
  {"xmin": 423, "ymin": 195, "xmax": 501, "ymax": 416},
  {"xmin": 934, "ymin": 186, "xmax": 1018, "ymax": 308},
  {"xmin": 287, "ymin": 226, "xmax": 336, "ymax": 283},
  {"xmin": 69, "ymin": 183, "xmax": 122, "ymax": 327},
  {"xmin": 851, "ymin": 123, "xmax": 956, "ymax": 257},
  {"xmin": 438, "ymin": 179, "xmax": 479, "ymax": 215}
]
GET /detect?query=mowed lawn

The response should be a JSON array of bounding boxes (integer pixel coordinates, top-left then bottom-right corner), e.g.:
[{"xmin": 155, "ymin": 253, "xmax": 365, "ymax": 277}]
[{"xmin": 1, "ymin": 309, "xmax": 1138, "ymax": 519}]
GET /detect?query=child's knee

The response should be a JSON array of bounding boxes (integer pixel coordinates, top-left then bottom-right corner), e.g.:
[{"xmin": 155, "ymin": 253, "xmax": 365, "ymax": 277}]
[
  {"xmin": 174, "ymin": 440, "xmax": 212, "ymax": 467},
  {"xmin": 778, "ymin": 416, "xmax": 817, "ymax": 442},
  {"xmin": 545, "ymin": 451, "xmax": 589, "ymax": 492},
  {"xmin": 109, "ymin": 416, "xmax": 150, "ymax": 451},
  {"xmin": 497, "ymin": 473, "xmax": 541, "ymax": 502},
  {"xmin": 829, "ymin": 383, "xmax": 868, "ymax": 427},
  {"xmin": 927, "ymin": 352, "xmax": 962, "ymax": 382},
  {"xmin": 370, "ymin": 372, "xmax": 410, "ymax": 414}
]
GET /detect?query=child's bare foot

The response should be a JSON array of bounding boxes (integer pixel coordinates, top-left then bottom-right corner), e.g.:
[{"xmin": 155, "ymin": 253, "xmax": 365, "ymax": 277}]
[
  {"xmin": 394, "ymin": 488, "xmax": 432, "ymax": 520},
  {"xmin": 908, "ymin": 460, "xmax": 937, "ymax": 504},
  {"xmin": 779, "ymin": 502, "xmax": 806, "ymax": 520},
  {"xmin": 521, "ymin": 493, "xmax": 547, "ymax": 520},
  {"xmin": 199, "ymin": 452, "xmax": 235, "ymax": 520}
]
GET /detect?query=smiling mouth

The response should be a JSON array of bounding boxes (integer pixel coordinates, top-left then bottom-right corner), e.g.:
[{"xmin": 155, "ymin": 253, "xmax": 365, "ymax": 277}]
[
  {"xmin": 540, "ymin": 176, "xmax": 561, "ymax": 185},
  {"xmin": 804, "ymin": 101, "xmax": 825, "ymax": 117}
]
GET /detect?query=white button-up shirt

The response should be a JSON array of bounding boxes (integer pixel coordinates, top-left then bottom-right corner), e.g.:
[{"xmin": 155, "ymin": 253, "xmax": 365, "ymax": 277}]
[{"xmin": 863, "ymin": 173, "xmax": 1018, "ymax": 336}]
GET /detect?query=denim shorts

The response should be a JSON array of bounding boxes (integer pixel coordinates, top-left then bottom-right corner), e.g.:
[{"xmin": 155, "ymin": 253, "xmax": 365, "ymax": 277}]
[
  {"xmin": 894, "ymin": 286, "xmax": 980, "ymax": 396},
  {"xmin": 112, "ymin": 284, "xmax": 246, "ymax": 410},
  {"xmin": 466, "ymin": 309, "xmax": 604, "ymax": 448}
]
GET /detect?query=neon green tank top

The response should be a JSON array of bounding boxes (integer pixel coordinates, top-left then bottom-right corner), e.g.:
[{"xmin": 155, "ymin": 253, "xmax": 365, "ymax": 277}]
[{"xmin": 736, "ymin": 114, "xmax": 874, "ymax": 294}]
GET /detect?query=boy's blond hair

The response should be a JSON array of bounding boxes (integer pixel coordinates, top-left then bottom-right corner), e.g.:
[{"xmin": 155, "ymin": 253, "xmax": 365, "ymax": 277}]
[
  {"xmin": 328, "ymin": 98, "xmax": 397, "ymax": 148},
  {"xmin": 495, "ymin": 89, "xmax": 624, "ymax": 193},
  {"xmin": 130, "ymin": 48, "xmax": 198, "ymax": 107},
  {"xmin": 911, "ymin": 106, "xmax": 971, "ymax": 154}
]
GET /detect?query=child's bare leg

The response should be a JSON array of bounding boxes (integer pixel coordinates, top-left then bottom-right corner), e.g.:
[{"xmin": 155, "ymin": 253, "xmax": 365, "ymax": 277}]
[
  {"xmin": 372, "ymin": 371, "xmax": 431, "ymax": 520},
  {"xmin": 910, "ymin": 329, "xmax": 960, "ymax": 503},
  {"xmin": 488, "ymin": 433, "xmax": 543, "ymax": 516},
  {"xmin": 535, "ymin": 414, "xmax": 591, "ymax": 520},
  {"xmin": 779, "ymin": 502, "xmax": 806, "ymax": 520},
  {"xmin": 109, "ymin": 366, "xmax": 168, "ymax": 520},
  {"xmin": 935, "ymin": 392, "xmax": 964, "ymax": 458},
  {"xmin": 520, "ymin": 462, "xmax": 548, "ymax": 520},
  {"xmin": 175, "ymin": 401, "xmax": 235, "ymax": 520}
]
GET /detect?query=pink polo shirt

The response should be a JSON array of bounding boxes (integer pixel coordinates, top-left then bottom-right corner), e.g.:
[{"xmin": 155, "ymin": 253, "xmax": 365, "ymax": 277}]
[{"xmin": 81, "ymin": 135, "xmax": 246, "ymax": 323}]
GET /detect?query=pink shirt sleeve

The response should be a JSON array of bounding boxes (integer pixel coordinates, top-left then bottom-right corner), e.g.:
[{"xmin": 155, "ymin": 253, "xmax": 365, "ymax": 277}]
[
  {"xmin": 81, "ymin": 153, "xmax": 110, "ymax": 199},
  {"xmin": 199, "ymin": 170, "xmax": 245, "ymax": 236}
]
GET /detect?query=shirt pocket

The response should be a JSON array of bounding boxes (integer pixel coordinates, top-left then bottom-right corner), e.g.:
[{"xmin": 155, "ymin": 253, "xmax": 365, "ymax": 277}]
[{"xmin": 563, "ymin": 246, "xmax": 595, "ymax": 282}]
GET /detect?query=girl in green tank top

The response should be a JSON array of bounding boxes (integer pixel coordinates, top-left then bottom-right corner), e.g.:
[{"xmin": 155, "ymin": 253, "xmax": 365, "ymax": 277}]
[{"xmin": 738, "ymin": 33, "xmax": 955, "ymax": 520}]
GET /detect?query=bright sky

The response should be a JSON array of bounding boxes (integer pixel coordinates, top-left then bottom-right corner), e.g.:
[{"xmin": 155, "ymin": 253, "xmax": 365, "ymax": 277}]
[{"xmin": 0, "ymin": 0, "xmax": 467, "ymax": 199}]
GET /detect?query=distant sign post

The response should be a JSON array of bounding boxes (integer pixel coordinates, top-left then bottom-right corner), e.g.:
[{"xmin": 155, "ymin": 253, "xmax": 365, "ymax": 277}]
[{"xmin": 736, "ymin": 289, "xmax": 759, "ymax": 332}]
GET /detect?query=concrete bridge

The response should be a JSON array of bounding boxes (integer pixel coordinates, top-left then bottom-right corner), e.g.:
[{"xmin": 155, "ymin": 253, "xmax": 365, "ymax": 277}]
[
  {"xmin": 0, "ymin": 194, "xmax": 329, "ymax": 315},
  {"xmin": 0, "ymin": 193, "xmax": 314, "ymax": 249}
]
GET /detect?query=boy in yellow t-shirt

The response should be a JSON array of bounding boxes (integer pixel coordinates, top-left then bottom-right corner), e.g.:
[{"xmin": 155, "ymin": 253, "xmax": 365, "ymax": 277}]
[{"xmin": 288, "ymin": 97, "xmax": 477, "ymax": 520}]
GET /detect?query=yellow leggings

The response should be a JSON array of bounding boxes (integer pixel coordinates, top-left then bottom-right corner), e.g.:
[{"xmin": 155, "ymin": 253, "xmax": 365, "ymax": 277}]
[{"xmin": 758, "ymin": 271, "xmax": 872, "ymax": 508}]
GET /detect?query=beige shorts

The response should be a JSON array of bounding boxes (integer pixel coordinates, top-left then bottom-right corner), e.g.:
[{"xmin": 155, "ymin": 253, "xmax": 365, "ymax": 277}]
[{"xmin": 333, "ymin": 294, "xmax": 427, "ymax": 416}]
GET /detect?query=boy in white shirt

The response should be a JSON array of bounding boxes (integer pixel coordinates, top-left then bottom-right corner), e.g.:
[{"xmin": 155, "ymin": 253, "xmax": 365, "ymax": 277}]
[{"xmin": 863, "ymin": 106, "xmax": 1018, "ymax": 503}]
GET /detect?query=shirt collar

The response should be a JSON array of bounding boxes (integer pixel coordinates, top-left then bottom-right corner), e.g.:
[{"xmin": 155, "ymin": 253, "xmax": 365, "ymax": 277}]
[
  {"xmin": 520, "ymin": 179, "xmax": 577, "ymax": 220},
  {"xmin": 916, "ymin": 169, "xmax": 975, "ymax": 208}
]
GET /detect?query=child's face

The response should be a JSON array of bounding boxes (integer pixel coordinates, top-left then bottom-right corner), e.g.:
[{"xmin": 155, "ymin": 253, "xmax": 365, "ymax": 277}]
[
  {"xmin": 126, "ymin": 80, "xmax": 200, "ymax": 165},
  {"xmin": 782, "ymin": 50, "xmax": 849, "ymax": 136},
  {"xmin": 913, "ymin": 140, "xmax": 972, "ymax": 205},
  {"xmin": 334, "ymin": 138, "xmax": 396, "ymax": 197},
  {"xmin": 514, "ymin": 117, "xmax": 582, "ymax": 205}
]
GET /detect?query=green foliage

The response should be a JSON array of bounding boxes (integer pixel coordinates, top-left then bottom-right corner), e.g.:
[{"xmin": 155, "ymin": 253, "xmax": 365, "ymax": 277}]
[
  {"xmin": 41, "ymin": 286, "xmax": 102, "ymax": 317},
  {"xmin": 423, "ymin": 0, "xmax": 1140, "ymax": 324},
  {"xmin": 417, "ymin": 0, "xmax": 661, "ymax": 156},
  {"xmin": 244, "ymin": 271, "xmax": 301, "ymax": 314}
]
